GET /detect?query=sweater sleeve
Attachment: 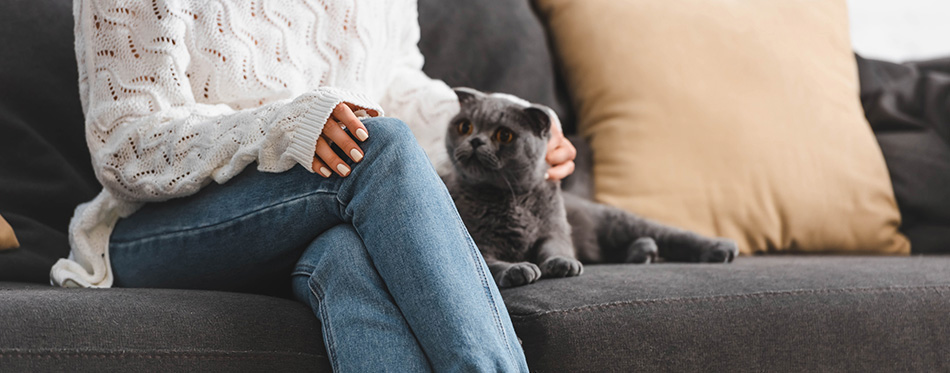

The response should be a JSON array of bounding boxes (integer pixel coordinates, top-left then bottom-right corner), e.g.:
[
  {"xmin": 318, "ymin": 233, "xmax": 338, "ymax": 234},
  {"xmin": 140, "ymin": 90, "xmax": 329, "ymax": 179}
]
[
  {"xmin": 75, "ymin": 1, "xmax": 382, "ymax": 203},
  {"xmin": 377, "ymin": 2, "xmax": 460, "ymax": 175}
]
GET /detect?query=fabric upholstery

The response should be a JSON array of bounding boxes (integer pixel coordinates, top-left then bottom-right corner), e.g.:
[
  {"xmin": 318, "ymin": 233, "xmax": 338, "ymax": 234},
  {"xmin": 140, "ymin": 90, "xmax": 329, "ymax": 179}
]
[
  {"xmin": 535, "ymin": 0, "xmax": 909, "ymax": 255},
  {"xmin": 857, "ymin": 55, "xmax": 950, "ymax": 254},
  {"xmin": 0, "ymin": 0, "xmax": 99, "ymax": 282},
  {"xmin": 502, "ymin": 256, "xmax": 950, "ymax": 372},
  {"xmin": 0, "ymin": 215, "xmax": 18, "ymax": 250},
  {"xmin": 0, "ymin": 283, "xmax": 330, "ymax": 372},
  {"xmin": 417, "ymin": 0, "xmax": 575, "ymax": 134},
  {"xmin": 4, "ymin": 256, "xmax": 948, "ymax": 371}
]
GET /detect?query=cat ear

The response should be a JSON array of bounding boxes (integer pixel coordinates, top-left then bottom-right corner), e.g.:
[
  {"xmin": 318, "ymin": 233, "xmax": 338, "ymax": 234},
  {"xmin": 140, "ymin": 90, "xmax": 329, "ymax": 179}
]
[
  {"xmin": 525, "ymin": 104, "xmax": 555, "ymax": 137},
  {"xmin": 453, "ymin": 87, "xmax": 484, "ymax": 106}
]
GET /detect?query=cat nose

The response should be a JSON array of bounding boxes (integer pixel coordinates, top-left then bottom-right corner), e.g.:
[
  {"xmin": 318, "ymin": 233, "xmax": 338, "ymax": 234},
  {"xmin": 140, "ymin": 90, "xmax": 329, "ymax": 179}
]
[{"xmin": 470, "ymin": 138, "xmax": 485, "ymax": 148}]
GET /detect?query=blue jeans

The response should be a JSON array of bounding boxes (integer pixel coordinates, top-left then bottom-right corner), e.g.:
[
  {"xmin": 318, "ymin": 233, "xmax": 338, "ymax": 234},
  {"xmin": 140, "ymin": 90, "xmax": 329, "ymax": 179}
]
[{"xmin": 109, "ymin": 117, "xmax": 528, "ymax": 372}]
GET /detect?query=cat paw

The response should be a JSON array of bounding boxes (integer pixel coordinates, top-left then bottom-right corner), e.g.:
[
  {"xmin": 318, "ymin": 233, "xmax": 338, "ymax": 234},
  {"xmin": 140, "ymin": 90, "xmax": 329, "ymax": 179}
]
[
  {"xmin": 497, "ymin": 262, "xmax": 542, "ymax": 288},
  {"xmin": 699, "ymin": 239, "xmax": 739, "ymax": 263},
  {"xmin": 539, "ymin": 256, "xmax": 584, "ymax": 278},
  {"xmin": 625, "ymin": 237, "xmax": 658, "ymax": 264}
]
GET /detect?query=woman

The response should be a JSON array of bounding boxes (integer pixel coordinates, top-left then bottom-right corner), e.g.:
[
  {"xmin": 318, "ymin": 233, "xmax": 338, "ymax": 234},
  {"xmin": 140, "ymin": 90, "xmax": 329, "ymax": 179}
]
[{"xmin": 52, "ymin": 0, "xmax": 576, "ymax": 371}]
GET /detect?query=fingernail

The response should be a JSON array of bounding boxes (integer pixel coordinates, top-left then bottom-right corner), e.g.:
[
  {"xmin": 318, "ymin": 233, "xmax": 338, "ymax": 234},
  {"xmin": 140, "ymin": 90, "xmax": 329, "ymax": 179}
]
[
  {"xmin": 319, "ymin": 167, "xmax": 332, "ymax": 177},
  {"xmin": 337, "ymin": 164, "xmax": 350, "ymax": 176},
  {"xmin": 544, "ymin": 172, "xmax": 550, "ymax": 180},
  {"xmin": 355, "ymin": 128, "xmax": 369, "ymax": 141},
  {"xmin": 349, "ymin": 148, "xmax": 363, "ymax": 162}
]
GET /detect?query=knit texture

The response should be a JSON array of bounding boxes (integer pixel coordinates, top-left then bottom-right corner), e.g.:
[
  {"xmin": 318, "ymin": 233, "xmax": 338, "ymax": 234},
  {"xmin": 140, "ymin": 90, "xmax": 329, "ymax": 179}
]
[{"xmin": 52, "ymin": 0, "xmax": 460, "ymax": 287}]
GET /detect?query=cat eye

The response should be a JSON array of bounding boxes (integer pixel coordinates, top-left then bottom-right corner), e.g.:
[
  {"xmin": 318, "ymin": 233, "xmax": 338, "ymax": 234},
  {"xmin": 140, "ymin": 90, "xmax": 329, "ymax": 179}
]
[
  {"xmin": 493, "ymin": 128, "xmax": 516, "ymax": 144},
  {"xmin": 457, "ymin": 120, "xmax": 473, "ymax": 136}
]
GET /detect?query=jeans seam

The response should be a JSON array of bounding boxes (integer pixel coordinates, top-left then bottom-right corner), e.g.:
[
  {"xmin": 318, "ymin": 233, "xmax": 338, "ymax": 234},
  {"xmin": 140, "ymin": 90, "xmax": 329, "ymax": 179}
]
[
  {"xmin": 443, "ymin": 188, "xmax": 518, "ymax": 362},
  {"xmin": 308, "ymin": 277, "xmax": 340, "ymax": 373},
  {"xmin": 292, "ymin": 264, "xmax": 316, "ymax": 277},
  {"xmin": 111, "ymin": 190, "xmax": 338, "ymax": 245},
  {"xmin": 337, "ymin": 197, "xmax": 352, "ymax": 220}
]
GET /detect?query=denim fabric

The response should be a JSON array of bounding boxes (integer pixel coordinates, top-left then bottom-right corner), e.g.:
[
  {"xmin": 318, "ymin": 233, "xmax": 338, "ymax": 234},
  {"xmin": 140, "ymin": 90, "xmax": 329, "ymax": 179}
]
[{"xmin": 109, "ymin": 117, "xmax": 528, "ymax": 372}]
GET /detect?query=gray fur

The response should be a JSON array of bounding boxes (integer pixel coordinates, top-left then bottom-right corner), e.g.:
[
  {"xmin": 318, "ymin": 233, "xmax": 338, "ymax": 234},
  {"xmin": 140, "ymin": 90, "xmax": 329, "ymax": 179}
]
[{"xmin": 444, "ymin": 88, "xmax": 738, "ymax": 288}]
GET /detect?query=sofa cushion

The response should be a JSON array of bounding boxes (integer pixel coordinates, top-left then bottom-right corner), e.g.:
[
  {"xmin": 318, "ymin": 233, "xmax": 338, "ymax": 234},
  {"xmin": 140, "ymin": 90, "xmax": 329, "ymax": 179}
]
[
  {"xmin": 535, "ymin": 0, "xmax": 909, "ymax": 255},
  {"xmin": 0, "ymin": 0, "xmax": 99, "ymax": 282},
  {"xmin": 0, "ymin": 283, "xmax": 330, "ymax": 372},
  {"xmin": 501, "ymin": 256, "xmax": 950, "ymax": 372},
  {"xmin": 417, "ymin": 0, "xmax": 575, "ymax": 134}
]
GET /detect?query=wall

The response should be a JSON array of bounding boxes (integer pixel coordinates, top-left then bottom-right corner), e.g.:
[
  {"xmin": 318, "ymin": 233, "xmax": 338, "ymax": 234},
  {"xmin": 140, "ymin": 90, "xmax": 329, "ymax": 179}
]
[{"xmin": 848, "ymin": 0, "xmax": 950, "ymax": 62}]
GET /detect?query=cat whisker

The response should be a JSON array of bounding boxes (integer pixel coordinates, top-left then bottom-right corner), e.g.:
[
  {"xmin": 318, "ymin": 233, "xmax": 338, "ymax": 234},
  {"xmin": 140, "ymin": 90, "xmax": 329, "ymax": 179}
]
[
  {"xmin": 500, "ymin": 172, "xmax": 518, "ymax": 203},
  {"xmin": 475, "ymin": 150, "xmax": 501, "ymax": 169}
]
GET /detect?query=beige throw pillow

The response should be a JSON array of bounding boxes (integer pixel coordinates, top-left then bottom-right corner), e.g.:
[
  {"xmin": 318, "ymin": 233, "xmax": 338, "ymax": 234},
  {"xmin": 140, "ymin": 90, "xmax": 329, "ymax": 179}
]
[
  {"xmin": 0, "ymin": 214, "xmax": 19, "ymax": 250},
  {"xmin": 537, "ymin": 0, "xmax": 909, "ymax": 255}
]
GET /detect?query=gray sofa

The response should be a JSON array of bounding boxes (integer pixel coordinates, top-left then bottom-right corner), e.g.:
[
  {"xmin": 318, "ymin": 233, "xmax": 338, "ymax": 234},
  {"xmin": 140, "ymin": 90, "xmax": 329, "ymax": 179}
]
[
  {"xmin": 5, "ymin": 257, "xmax": 949, "ymax": 371},
  {"xmin": 2, "ymin": 0, "xmax": 948, "ymax": 371}
]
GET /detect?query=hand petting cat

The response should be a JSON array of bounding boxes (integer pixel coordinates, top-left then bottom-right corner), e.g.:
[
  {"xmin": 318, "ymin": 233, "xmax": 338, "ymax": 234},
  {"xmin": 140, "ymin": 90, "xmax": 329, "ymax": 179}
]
[{"xmin": 545, "ymin": 124, "xmax": 576, "ymax": 181}]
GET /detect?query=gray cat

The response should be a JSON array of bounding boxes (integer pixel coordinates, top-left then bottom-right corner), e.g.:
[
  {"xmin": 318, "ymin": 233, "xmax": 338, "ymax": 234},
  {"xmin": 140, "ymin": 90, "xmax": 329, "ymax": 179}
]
[{"xmin": 443, "ymin": 88, "xmax": 739, "ymax": 288}]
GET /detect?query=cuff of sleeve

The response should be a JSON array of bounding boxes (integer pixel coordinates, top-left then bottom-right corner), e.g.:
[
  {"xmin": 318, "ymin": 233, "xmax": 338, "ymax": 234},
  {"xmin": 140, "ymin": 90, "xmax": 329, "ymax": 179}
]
[{"xmin": 286, "ymin": 89, "xmax": 384, "ymax": 172}]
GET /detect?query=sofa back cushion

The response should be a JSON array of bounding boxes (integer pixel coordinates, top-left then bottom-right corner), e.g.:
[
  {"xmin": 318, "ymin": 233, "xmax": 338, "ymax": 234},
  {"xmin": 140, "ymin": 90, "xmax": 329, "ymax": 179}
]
[
  {"xmin": 0, "ymin": 0, "xmax": 99, "ymax": 282},
  {"xmin": 536, "ymin": 0, "xmax": 909, "ymax": 255},
  {"xmin": 417, "ymin": 0, "xmax": 574, "ymax": 133},
  {"xmin": 858, "ymin": 55, "xmax": 950, "ymax": 254}
]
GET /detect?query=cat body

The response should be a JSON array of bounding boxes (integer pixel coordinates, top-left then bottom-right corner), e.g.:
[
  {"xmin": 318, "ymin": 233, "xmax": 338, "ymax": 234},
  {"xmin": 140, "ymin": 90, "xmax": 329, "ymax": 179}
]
[{"xmin": 444, "ymin": 88, "xmax": 738, "ymax": 288}]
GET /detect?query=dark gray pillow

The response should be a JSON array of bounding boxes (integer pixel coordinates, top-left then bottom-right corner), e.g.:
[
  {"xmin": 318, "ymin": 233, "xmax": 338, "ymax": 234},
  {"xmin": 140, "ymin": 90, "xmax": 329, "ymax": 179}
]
[
  {"xmin": 856, "ymin": 55, "xmax": 950, "ymax": 254},
  {"xmin": 0, "ymin": 0, "xmax": 99, "ymax": 282},
  {"xmin": 418, "ymin": 0, "xmax": 576, "ymax": 134}
]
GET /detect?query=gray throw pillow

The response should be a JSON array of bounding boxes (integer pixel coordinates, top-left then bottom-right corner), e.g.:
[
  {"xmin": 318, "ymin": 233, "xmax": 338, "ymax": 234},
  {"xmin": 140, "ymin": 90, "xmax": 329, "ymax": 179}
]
[{"xmin": 857, "ymin": 55, "xmax": 950, "ymax": 254}]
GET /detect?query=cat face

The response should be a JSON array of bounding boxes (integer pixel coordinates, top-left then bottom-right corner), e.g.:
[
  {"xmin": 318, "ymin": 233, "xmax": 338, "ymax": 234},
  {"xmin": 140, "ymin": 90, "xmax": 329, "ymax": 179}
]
[{"xmin": 446, "ymin": 88, "xmax": 553, "ymax": 189}]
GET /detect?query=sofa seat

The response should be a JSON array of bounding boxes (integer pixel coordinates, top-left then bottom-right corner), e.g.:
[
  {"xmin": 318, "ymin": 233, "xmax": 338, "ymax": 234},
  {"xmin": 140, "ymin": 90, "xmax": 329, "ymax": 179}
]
[
  {"xmin": 0, "ymin": 282, "xmax": 331, "ymax": 371},
  {"xmin": 3, "ymin": 256, "xmax": 949, "ymax": 372},
  {"xmin": 508, "ymin": 256, "xmax": 950, "ymax": 372}
]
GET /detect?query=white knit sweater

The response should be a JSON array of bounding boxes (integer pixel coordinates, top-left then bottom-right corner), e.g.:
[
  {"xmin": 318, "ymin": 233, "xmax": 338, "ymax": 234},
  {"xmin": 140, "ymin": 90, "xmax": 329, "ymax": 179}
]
[{"xmin": 51, "ymin": 0, "xmax": 460, "ymax": 287}]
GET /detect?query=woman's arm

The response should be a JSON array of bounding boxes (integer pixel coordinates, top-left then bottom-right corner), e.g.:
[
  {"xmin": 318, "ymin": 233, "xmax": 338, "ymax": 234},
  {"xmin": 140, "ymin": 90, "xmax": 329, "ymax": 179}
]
[
  {"xmin": 377, "ymin": 12, "xmax": 459, "ymax": 174},
  {"xmin": 75, "ymin": 0, "xmax": 381, "ymax": 202}
]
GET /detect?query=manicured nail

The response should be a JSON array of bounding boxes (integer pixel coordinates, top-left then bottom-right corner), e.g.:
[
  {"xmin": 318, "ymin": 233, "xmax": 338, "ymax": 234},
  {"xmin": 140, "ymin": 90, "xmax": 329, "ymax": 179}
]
[
  {"xmin": 544, "ymin": 172, "xmax": 550, "ymax": 180},
  {"xmin": 337, "ymin": 164, "xmax": 350, "ymax": 176},
  {"xmin": 319, "ymin": 167, "xmax": 332, "ymax": 177},
  {"xmin": 355, "ymin": 128, "xmax": 369, "ymax": 141},
  {"xmin": 349, "ymin": 148, "xmax": 363, "ymax": 162}
]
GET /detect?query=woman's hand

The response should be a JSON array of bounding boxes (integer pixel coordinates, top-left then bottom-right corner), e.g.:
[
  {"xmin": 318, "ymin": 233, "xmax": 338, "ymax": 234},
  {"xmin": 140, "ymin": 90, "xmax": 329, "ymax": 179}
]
[
  {"xmin": 545, "ymin": 124, "xmax": 576, "ymax": 181},
  {"xmin": 313, "ymin": 103, "xmax": 378, "ymax": 178}
]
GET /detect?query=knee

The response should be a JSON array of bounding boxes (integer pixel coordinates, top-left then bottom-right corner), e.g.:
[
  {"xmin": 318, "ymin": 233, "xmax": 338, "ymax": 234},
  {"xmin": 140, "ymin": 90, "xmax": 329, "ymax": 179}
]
[
  {"xmin": 302, "ymin": 225, "xmax": 389, "ymax": 295},
  {"xmin": 301, "ymin": 225, "xmax": 373, "ymax": 278},
  {"xmin": 361, "ymin": 117, "xmax": 420, "ymax": 153},
  {"xmin": 319, "ymin": 225, "xmax": 369, "ymax": 265},
  {"xmin": 358, "ymin": 117, "xmax": 432, "ymax": 170}
]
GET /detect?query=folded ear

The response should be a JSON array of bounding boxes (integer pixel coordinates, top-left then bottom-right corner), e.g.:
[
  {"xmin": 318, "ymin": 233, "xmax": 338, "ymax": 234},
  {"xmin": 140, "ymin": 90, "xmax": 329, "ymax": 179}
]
[
  {"xmin": 525, "ymin": 104, "xmax": 555, "ymax": 137},
  {"xmin": 453, "ymin": 87, "xmax": 484, "ymax": 106}
]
